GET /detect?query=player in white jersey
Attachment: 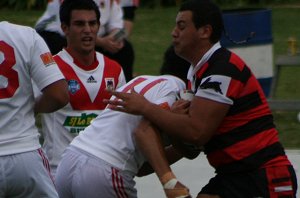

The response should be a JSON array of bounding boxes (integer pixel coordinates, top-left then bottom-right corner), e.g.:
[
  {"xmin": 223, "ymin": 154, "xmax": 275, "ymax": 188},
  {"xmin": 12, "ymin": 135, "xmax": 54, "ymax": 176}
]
[
  {"xmin": 0, "ymin": 21, "xmax": 69, "ymax": 197},
  {"xmin": 35, "ymin": 0, "xmax": 134, "ymax": 81},
  {"xmin": 36, "ymin": 0, "xmax": 126, "ymax": 177},
  {"xmin": 55, "ymin": 74, "xmax": 194, "ymax": 198}
]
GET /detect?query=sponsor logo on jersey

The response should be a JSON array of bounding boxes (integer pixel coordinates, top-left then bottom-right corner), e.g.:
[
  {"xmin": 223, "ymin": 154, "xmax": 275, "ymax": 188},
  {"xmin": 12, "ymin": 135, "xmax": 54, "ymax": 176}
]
[
  {"xmin": 40, "ymin": 52, "xmax": 55, "ymax": 66},
  {"xmin": 105, "ymin": 78, "xmax": 115, "ymax": 91},
  {"xmin": 87, "ymin": 75, "xmax": 97, "ymax": 83},
  {"xmin": 68, "ymin": 79, "xmax": 80, "ymax": 94},
  {"xmin": 63, "ymin": 113, "xmax": 98, "ymax": 134}
]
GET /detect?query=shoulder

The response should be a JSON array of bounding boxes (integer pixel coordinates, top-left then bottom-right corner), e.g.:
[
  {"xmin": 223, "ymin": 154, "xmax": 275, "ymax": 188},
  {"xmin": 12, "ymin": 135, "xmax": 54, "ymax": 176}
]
[{"xmin": 1, "ymin": 22, "xmax": 35, "ymax": 35}]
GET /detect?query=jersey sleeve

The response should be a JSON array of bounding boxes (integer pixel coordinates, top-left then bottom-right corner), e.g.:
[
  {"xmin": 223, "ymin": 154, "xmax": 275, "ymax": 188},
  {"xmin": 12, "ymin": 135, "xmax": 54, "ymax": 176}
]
[
  {"xmin": 29, "ymin": 30, "xmax": 65, "ymax": 91},
  {"xmin": 195, "ymin": 74, "xmax": 233, "ymax": 105}
]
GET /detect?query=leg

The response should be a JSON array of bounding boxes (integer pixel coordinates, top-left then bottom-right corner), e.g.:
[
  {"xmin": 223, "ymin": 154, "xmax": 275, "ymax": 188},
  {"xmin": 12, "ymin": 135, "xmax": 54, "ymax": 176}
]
[
  {"xmin": 3, "ymin": 149, "xmax": 58, "ymax": 198},
  {"xmin": 56, "ymin": 147, "xmax": 138, "ymax": 198}
]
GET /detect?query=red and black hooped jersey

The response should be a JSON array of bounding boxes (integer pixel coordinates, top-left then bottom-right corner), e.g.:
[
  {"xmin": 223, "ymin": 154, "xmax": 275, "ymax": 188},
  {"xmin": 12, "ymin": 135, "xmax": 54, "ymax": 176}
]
[{"xmin": 190, "ymin": 47, "xmax": 290, "ymax": 173}]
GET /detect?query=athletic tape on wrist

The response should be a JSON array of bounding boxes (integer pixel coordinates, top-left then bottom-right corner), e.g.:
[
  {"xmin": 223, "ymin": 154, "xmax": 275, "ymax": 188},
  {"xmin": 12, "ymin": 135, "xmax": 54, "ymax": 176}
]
[{"xmin": 163, "ymin": 178, "xmax": 178, "ymax": 189}]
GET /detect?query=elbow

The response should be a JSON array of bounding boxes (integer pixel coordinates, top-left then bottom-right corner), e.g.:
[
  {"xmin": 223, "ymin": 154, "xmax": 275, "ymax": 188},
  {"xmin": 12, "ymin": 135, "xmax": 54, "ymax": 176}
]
[
  {"xmin": 45, "ymin": 80, "xmax": 70, "ymax": 112},
  {"xmin": 184, "ymin": 128, "xmax": 209, "ymax": 147},
  {"xmin": 52, "ymin": 88, "xmax": 70, "ymax": 111}
]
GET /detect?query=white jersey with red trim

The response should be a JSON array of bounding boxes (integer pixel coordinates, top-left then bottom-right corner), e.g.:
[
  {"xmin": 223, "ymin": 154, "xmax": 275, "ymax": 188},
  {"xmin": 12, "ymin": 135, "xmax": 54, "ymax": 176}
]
[
  {"xmin": 0, "ymin": 21, "xmax": 65, "ymax": 156},
  {"xmin": 70, "ymin": 75, "xmax": 186, "ymax": 175},
  {"xmin": 39, "ymin": 49, "xmax": 126, "ymax": 172},
  {"xmin": 35, "ymin": 0, "xmax": 123, "ymax": 37}
]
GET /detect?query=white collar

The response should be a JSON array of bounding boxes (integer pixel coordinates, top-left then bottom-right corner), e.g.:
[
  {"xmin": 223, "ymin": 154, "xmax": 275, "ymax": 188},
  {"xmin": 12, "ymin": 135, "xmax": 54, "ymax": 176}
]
[{"xmin": 187, "ymin": 42, "xmax": 221, "ymax": 82}]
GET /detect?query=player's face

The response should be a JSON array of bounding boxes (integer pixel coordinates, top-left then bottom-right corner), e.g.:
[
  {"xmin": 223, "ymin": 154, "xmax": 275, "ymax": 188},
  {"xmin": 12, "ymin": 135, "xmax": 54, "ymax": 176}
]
[
  {"xmin": 171, "ymin": 11, "xmax": 207, "ymax": 64},
  {"xmin": 64, "ymin": 10, "xmax": 99, "ymax": 54}
]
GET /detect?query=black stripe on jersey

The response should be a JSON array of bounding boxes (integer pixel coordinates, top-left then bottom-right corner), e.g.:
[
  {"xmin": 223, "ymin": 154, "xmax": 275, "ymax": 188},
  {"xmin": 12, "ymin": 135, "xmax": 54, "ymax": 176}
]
[
  {"xmin": 272, "ymin": 177, "xmax": 291, "ymax": 184},
  {"xmin": 228, "ymin": 91, "xmax": 262, "ymax": 116},
  {"xmin": 215, "ymin": 142, "xmax": 285, "ymax": 173},
  {"xmin": 205, "ymin": 48, "xmax": 251, "ymax": 84},
  {"xmin": 204, "ymin": 115, "xmax": 275, "ymax": 153}
]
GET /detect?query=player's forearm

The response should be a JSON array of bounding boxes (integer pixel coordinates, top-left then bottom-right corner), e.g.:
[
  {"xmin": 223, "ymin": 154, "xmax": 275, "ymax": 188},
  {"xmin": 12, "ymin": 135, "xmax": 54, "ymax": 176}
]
[
  {"xmin": 141, "ymin": 102, "xmax": 199, "ymax": 144},
  {"xmin": 134, "ymin": 120, "xmax": 172, "ymax": 179},
  {"xmin": 34, "ymin": 80, "xmax": 69, "ymax": 113}
]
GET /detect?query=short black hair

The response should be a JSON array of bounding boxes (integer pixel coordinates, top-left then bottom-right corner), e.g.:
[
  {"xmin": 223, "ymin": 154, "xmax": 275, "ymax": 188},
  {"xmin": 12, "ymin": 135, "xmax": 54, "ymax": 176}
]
[
  {"xmin": 60, "ymin": 0, "xmax": 100, "ymax": 26},
  {"xmin": 160, "ymin": 45, "xmax": 190, "ymax": 85},
  {"xmin": 179, "ymin": 0, "xmax": 224, "ymax": 43}
]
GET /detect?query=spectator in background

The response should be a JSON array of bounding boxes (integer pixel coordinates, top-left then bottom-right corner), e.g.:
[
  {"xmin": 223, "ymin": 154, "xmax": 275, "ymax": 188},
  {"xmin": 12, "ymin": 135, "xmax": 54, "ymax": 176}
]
[
  {"xmin": 105, "ymin": 0, "xmax": 298, "ymax": 197},
  {"xmin": 35, "ymin": 0, "xmax": 134, "ymax": 82},
  {"xmin": 35, "ymin": 0, "xmax": 126, "ymax": 177},
  {"xmin": 0, "ymin": 21, "xmax": 69, "ymax": 197},
  {"xmin": 120, "ymin": 0, "xmax": 140, "ymax": 36}
]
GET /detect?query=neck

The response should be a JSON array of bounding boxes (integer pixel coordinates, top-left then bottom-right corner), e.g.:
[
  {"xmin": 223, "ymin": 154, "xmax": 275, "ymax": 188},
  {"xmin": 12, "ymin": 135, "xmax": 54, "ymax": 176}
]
[
  {"xmin": 66, "ymin": 47, "xmax": 95, "ymax": 66},
  {"xmin": 191, "ymin": 43, "xmax": 214, "ymax": 66}
]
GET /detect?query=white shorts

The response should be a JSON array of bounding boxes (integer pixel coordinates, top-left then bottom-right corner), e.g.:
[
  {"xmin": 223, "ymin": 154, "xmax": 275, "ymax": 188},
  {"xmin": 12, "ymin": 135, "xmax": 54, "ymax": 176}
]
[
  {"xmin": 0, "ymin": 149, "xmax": 58, "ymax": 198},
  {"xmin": 55, "ymin": 146, "xmax": 137, "ymax": 198}
]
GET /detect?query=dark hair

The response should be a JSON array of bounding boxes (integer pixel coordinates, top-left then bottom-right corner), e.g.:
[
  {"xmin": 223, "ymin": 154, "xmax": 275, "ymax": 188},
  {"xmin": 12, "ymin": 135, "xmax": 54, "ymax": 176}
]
[
  {"xmin": 60, "ymin": 0, "xmax": 100, "ymax": 26},
  {"xmin": 179, "ymin": 0, "xmax": 224, "ymax": 43},
  {"xmin": 160, "ymin": 45, "xmax": 190, "ymax": 85}
]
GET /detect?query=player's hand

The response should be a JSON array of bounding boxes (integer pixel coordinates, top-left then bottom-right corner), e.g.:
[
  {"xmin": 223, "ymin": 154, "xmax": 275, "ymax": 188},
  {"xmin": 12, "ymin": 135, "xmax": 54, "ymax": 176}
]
[
  {"xmin": 171, "ymin": 99, "xmax": 190, "ymax": 114},
  {"xmin": 103, "ymin": 88, "xmax": 151, "ymax": 115},
  {"xmin": 96, "ymin": 36, "xmax": 123, "ymax": 54}
]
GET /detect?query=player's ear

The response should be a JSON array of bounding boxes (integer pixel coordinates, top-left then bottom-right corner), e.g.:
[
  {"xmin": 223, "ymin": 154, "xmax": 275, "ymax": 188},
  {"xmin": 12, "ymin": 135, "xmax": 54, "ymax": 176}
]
[
  {"xmin": 198, "ymin": 24, "xmax": 212, "ymax": 39},
  {"xmin": 61, "ymin": 23, "xmax": 69, "ymax": 35}
]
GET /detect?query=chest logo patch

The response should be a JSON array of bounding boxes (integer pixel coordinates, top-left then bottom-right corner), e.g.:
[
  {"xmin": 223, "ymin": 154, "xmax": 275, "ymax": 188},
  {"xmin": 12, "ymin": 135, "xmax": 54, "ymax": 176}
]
[
  {"xmin": 87, "ymin": 75, "xmax": 97, "ymax": 83},
  {"xmin": 105, "ymin": 78, "xmax": 115, "ymax": 91},
  {"xmin": 200, "ymin": 77, "xmax": 223, "ymax": 94},
  {"xmin": 68, "ymin": 79, "xmax": 80, "ymax": 94}
]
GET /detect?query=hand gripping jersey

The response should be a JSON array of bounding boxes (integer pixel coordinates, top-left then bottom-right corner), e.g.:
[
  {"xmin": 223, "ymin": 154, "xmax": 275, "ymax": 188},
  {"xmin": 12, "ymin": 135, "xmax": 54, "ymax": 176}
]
[
  {"xmin": 35, "ymin": 0, "xmax": 123, "ymax": 37},
  {"xmin": 40, "ymin": 49, "xmax": 126, "ymax": 171},
  {"xmin": 0, "ymin": 22, "xmax": 65, "ymax": 156},
  {"xmin": 188, "ymin": 43, "xmax": 291, "ymax": 173},
  {"xmin": 70, "ymin": 75, "xmax": 186, "ymax": 175}
]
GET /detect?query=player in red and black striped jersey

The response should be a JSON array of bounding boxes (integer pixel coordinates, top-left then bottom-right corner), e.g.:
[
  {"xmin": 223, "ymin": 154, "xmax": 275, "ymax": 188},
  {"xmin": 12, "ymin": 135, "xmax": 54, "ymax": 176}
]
[{"xmin": 105, "ymin": 0, "xmax": 298, "ymax": 197}]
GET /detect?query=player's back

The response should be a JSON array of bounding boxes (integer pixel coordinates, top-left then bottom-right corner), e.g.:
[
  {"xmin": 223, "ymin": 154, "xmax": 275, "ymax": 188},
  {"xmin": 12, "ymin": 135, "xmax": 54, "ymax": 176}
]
[
  {"xmin": 0, "ymin": 22, "xmax": 55, "ymax": 155},
  {"xmin": 70, "ymin": 75, "xmax": 185, "ymax": 175}
]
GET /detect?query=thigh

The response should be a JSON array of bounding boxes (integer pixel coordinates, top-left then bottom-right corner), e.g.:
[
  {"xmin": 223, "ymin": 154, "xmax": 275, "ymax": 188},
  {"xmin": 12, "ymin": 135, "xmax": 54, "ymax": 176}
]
[
  {"xmin": 3, "ymin": 149, "xmax": 58, "ymax": 198},
  {"xmin": 55, "ymin": 149, "xmax": 78, "ymax": 198},
  {"xmin": 73, "ymin": 157, "xmax": 137, "ymax": 198},
  {"xmin": 56, "ymin": 148, "xmax": 137, "ymax": 198}
]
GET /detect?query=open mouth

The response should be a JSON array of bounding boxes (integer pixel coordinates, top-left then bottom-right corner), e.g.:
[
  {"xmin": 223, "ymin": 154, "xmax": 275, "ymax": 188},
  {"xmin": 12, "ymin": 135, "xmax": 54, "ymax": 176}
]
[{"xmin": 82, "ymin": 37, "xmax": 93, "ymax": 44}]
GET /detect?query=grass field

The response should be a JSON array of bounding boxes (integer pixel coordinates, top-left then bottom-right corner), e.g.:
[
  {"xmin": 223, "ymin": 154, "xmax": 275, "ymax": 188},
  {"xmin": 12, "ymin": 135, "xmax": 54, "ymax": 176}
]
[{"xmin": 0, "ymin": 3, "xmax": 299, "ymax": 148}]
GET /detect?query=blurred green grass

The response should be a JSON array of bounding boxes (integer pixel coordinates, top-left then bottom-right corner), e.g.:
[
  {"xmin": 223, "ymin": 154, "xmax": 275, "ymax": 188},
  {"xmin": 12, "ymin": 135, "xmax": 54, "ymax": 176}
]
[{"xmin": 1, "ymin": 4, "xmax": 299, "ymax": 148}]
